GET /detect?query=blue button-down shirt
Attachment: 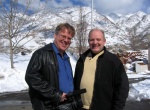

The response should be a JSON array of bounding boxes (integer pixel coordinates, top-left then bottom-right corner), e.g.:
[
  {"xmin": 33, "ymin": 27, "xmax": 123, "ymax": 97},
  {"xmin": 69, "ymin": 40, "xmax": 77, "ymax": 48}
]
[{"xmin": 52, "ymin": 43, "xmax": 74, "ymax": 93}]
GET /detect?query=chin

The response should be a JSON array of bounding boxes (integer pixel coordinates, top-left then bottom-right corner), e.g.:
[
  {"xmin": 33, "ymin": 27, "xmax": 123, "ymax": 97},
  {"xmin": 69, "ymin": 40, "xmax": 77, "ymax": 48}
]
[
  {"xmin": 92, "ymin": 49, "xmax": 101, "ymax": 54},
  {"xmin": 92, "ymin": 51, "xmax": 99, "ymax": 54}
]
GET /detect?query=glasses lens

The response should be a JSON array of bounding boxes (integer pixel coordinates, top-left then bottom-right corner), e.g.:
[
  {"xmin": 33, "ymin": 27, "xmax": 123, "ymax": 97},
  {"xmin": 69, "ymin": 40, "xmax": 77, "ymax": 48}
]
[{"xmin": 57, "ymin": 33, "xmax": 72, "ymax": 42}]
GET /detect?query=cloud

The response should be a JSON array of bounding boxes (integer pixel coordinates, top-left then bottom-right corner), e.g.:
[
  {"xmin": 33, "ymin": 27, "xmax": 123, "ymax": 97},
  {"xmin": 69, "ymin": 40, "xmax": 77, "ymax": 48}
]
[
  {"xmin": 17, "ymin": 0, "xmax": 149, "ymax": 15},
  {"xmin": 147, "ymin": 7, "xmax": 150, "ymax": 13},
  {"xmin": 20, "ymin": 0, "xmax": 75, "ymax": 12},
  {"xmin": 45, "ymin": 0, "xmax": 74, "ymax": 8},
  {"xmin": 17, "ymin": 0, "xmax": 46, "ymax": 11},
  {"xmin": 76, "ymin": 0, "xmax": 91, "ymax": 6},
  {"xmin": 79, "ymin": 0, "xmax": 145, "ymax": 14},
  {"xmin": 18, "ymin": 0, "xmax": 74, "ymax": 10}
]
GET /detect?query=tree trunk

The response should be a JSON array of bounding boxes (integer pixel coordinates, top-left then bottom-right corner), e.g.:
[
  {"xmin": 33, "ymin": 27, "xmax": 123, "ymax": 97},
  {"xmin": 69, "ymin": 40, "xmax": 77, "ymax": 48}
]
[{"xmin": 9, "ymin": 38, "xmax": 14, "ymax": 68}]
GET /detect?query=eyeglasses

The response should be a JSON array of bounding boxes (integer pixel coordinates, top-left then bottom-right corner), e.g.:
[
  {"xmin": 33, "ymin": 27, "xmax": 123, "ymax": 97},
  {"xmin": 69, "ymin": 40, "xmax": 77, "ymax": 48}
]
[{"xmin": 56, "ymin": 33, "xmax": 72, "ymax": 43}]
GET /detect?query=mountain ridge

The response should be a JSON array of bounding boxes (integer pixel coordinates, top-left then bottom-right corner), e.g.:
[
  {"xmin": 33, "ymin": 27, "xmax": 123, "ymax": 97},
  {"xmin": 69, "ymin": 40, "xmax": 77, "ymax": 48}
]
[{"xmin": 1, "ymin": 6, "xmax": 150, "ymax": 53}]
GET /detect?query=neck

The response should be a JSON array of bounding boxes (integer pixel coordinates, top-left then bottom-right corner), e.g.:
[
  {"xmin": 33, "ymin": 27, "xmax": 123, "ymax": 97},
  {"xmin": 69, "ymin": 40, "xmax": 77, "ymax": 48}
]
[
  {"xmin": 59, "ymin": 50, "xmax": 64, "ymax": 57},
  {"xmin": 91, "ymin": 50, "xmax": 104, "ymax": 58},
  {"xmin": 53, "ymin": 42, "xmax": 64, "ymax": 57}
]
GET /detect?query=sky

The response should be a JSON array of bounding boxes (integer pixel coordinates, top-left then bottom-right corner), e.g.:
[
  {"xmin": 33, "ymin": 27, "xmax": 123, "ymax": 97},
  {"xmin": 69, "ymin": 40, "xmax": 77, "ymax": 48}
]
[
  {"xmin": 1, "ymin": 0, "xmax": 150, "ymax": 15},
  {"xmin": 0, "ymin": 38, "xmax": 150, "ymax": 101},
  {"xmin": 15, "ymin": 0, "xmax": 150, "ymax": 15}
]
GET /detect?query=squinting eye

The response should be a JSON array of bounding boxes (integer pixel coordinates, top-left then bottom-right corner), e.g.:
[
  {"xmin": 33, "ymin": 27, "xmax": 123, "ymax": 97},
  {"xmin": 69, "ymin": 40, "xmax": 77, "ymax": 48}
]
[
  {"xmin": 68, "ymin": 38, "xmax": 72, "ymax": 41},
  {"xmin": 57, "ymin": 33, "xmax": 72, "ymax": 41},
  {"xmin": 61, "ymin": 35, "xmax": 66, "ymax": 39},
  {"xmin": 96, "ymin": 39, "xmax": 101, "ymax": 41},
  {"xmin": 89, "ymin": 39, "xmax": 94, "ymax": 42},
  {"xmin": 89, "ymin": 39, "xmax": 101, "ymax": 42}
]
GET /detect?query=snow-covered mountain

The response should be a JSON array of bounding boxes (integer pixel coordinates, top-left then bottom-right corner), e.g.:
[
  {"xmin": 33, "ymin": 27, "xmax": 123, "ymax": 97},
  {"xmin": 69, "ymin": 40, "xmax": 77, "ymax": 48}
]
[
  {"xmin": 23, "ymin": 7, "xmax": 150, "ymax": 50},
  {"xmin": 1, "ymin": 6, "xmax": 150, "ymax": 52}
]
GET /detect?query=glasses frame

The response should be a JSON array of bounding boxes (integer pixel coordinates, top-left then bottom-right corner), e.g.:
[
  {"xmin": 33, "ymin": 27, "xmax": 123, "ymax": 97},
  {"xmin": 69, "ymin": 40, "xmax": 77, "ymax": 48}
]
[{"xmin": 56, "ymin": 33, "xmax": 73, "ymax": 43}]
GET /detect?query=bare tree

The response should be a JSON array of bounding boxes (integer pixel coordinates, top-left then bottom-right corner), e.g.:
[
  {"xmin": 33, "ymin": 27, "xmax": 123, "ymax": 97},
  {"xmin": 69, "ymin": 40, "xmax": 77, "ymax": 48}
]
[
  {"xmin": 0, "ymin": 38, "xmax": 4, "ymax": 52},
  {"xmin": 0, "ymin": 0, "xmax": 41, "ymax": 68},
  {"xmin": 75, "ymin": 7, "xmax": 88, "ymax": 56},
  {"xmin": 125, "ymin": 27, "xmax": 147, "ymax": 50},
  {"xmin": 117, "ymin": 22, "xmax": 148, "ymax": 51}
]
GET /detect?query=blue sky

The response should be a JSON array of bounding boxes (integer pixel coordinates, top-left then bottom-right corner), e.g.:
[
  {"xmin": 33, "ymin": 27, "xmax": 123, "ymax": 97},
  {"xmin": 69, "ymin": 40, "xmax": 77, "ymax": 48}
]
[{"xmin": 3, "ymin": 0, "xmax": 150, "ymax": 15}]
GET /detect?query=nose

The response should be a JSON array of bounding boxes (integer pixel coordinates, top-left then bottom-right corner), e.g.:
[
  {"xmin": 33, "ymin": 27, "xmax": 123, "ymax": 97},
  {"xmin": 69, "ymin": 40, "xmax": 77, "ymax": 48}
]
[
  {"xmin": 93, "ymin": 39, "xmax": 97, "ymax": 44},
  {"xmin": 63, "ymin": 38, "xmax": 72, "ymax": 44},
  {"xmin": 64, "ymin": 37, "xmax": 69, "ymax": 42}
]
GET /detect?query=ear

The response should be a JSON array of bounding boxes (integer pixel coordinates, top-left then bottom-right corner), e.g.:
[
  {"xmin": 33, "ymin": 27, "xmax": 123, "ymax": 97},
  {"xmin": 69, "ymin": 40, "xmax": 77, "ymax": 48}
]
[
  {"xmin": 104, "ymin": 39, "xmax": 106, "ymax": 44},
  {"xmin": 54, "ymin": 33, "xmax": 57, "ymax": 39},
  {"xmin": 88, "ymin": 39, "xmax": 90, "ymax": 44}
]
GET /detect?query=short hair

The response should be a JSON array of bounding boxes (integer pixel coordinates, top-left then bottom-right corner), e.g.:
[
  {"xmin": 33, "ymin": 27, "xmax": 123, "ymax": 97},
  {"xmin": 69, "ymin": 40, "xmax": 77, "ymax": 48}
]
[
  {"xmin": 55, "ymin": 23, "xmax": 75, "ymax": 37},
  {"xmin": 88, "ymin": 28, "xmax": 106, "ymax": 40}
]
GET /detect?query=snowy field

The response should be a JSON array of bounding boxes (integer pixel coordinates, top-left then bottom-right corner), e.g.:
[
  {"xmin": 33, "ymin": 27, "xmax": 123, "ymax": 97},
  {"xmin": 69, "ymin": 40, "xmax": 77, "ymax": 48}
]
[{"xmin": 0, "ymin": 51, "xmax": 150, "ymax": 101}]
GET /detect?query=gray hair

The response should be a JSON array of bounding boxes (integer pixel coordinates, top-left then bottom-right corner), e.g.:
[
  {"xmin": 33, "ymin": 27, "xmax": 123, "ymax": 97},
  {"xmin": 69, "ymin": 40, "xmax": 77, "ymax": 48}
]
[{"xmin": 88, "ymin": 28, "xmax": 106, "ymax": 40}]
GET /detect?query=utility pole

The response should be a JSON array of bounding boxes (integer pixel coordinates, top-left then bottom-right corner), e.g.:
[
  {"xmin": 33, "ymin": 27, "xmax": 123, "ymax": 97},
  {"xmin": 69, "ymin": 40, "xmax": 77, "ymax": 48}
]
[
  {"xmin": 147, "ymin": 33, "xmax": 150, "ymax": 70},
  {"xmin": 91, "ymin": 0, "xmax": 93, "ymax": 29}
]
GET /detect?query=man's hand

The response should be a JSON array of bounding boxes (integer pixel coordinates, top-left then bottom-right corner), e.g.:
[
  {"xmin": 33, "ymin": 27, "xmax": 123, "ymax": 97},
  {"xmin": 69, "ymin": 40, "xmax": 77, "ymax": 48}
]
[{"xmin": 60, "ymin": 93, "xmax": 67, "ymax": 102}]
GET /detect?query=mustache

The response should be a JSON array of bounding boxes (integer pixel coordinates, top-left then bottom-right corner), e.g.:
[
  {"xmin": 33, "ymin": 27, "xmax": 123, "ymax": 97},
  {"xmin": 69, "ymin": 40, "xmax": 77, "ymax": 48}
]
[{"xmin": 92, "ymin": 44, "xmax": 100, "ymax": 47}]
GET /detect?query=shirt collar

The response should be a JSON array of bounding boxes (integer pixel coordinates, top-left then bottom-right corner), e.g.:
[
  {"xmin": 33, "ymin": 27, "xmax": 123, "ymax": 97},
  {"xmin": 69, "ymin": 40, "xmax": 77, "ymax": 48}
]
[
  {"xmin": 52, "ymin": 43, "xmax": 69, "ymax": 59},
  {"xmin": 88, "ymin": 50, "xmax": 104, "ymax": 58}
]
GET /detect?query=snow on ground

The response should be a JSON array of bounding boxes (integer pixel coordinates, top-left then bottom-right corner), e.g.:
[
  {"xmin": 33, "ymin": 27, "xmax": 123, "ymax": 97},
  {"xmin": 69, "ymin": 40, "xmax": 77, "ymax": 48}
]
[
  {"xmin": 0, "ymin": 51, "xmax": 150, "ymax": 101},
  {"xmin": 0, "ymin": 51, "xmax": 77, "ymax": 93}
]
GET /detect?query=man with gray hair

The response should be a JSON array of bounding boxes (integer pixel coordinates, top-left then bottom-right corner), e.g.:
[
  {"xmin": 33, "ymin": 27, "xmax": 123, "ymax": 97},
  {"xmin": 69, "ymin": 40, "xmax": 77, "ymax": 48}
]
[{"xmin": 74, "ymin": 28, "xmax": 129, "ymax": 110}]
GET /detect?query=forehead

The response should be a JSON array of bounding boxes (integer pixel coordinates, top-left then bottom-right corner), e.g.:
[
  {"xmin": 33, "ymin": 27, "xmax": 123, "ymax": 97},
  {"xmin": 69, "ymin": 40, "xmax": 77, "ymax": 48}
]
[
  {"xmin": 59, "ymin": 28, "xmax": 72, "ymax": 35},
  {"xmin": 90, "ymin": 30, "xmax": 103, "ymax": 38}
]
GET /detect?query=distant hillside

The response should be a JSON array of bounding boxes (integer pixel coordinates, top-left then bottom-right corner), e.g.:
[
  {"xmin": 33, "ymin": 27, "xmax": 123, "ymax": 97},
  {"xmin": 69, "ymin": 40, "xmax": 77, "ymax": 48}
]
[{"xmin": 1, "ymin": 6, "xmax": 150, "ymax": 54}]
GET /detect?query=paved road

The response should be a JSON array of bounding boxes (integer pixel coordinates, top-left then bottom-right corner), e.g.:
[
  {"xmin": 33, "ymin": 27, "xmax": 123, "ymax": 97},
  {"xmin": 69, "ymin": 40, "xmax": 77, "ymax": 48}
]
[
  {"xmin": 124, "ymin": 99, "xmax": 150, "ymax": 110},
  {"xmin": 0, "ymin": 91, "xmax": 32, "ymax": 110},
  {"xmin": 0, "ymin": 91, "xmax": 150, "ymax": 110}
]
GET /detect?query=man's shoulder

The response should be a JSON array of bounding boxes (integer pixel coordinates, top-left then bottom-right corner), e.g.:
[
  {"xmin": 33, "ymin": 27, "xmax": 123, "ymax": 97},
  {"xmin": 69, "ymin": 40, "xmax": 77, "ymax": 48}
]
[
  {"xmin": 105, "ymin": 50, "xmax": 117, "ymax": 57},
  {"xmin": 33, "ymin": 43, "xmax": 53, "ymax": 54},
  {"xmin": 104, "ymin": 50, "xmax": 120, "ymax": 62}
]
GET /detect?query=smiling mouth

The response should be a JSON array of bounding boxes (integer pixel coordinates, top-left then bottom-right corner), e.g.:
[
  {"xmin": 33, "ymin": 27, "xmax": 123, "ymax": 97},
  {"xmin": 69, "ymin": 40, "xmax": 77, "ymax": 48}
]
[
  {"xmin": 92, "ymin": 45, "xmax": 99, "ymax": 48},
  {"xmin": 61, "ymin": 42, "xmax": 69, "ymax": 47}
]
